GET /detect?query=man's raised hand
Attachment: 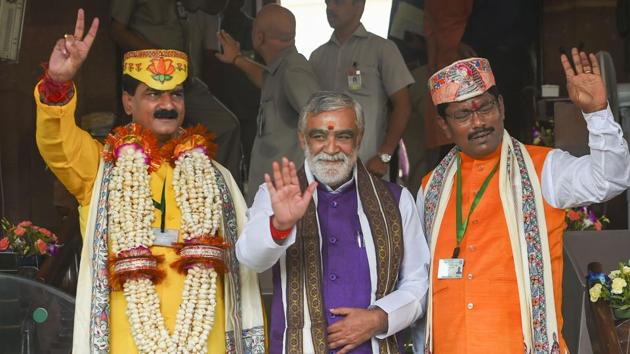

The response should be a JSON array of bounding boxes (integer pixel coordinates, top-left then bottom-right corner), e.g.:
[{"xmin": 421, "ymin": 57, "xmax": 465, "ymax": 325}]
[
  {"xmin": 48, "ymin": 9, "xmax": 99, "ymax": 83},
  {"xmin": 215, "ymin": 30, "xmax": 241, "ymax": 64},
  {"xmin": 560, "ymin": 47, "xmax": 607, "ymax": 113},
  {"xmin": 265, "ymin": 158, "xmax": 317, "ymax": 231}
]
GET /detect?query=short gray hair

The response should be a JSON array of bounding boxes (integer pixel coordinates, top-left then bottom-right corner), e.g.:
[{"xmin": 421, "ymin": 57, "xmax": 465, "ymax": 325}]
[{"xmin": 298, "ymin": 91, "xmax": 364, "ymax": 133}]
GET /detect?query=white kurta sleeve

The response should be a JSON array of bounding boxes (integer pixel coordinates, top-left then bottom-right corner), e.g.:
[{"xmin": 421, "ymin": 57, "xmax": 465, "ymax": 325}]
[
  {"xmin": 410, "ymin": 185, "xmax": 430, "ymax": 353},
  {"xmin": 374, "ymin": 187, "xmax": 430, "ymax": 338},
  {"xmin": 235, "ymin": 183, "xmax": 297, "ymax": 272},
  {"xmin": 541, "ymin": 105, "xmax": 630, "ymax": 208}
]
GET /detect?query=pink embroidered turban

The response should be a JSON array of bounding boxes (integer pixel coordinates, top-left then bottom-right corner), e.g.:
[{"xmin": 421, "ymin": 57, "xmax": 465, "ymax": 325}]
[{"xmin": 428, "ymin": 57, "xmax": 496, "ymax": 105}]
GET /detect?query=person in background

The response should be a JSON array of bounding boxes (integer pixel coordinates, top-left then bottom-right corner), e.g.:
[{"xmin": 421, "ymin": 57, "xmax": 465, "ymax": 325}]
[
  {"xmin": 310, "ymin": 0, "xmax": 414, "ymax": 178},
  {"xmin": 216, "ymin": 4, "xmax": 319, "ymax": 203},
  {"xmin": 204, "ymin": 0, "xmax": 261, "ymax": 175}
]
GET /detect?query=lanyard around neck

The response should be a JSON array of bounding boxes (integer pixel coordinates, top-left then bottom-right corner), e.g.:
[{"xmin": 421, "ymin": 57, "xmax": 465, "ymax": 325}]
[{"xmin": 453, "ymin": 154, "xmax": 499, "ymax": 258}]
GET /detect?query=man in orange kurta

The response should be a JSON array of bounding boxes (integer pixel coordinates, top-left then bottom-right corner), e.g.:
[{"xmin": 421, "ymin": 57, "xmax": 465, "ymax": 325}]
[{"xmin": 415, "ymin": 51, "xmax": 630, "ymax": 353}]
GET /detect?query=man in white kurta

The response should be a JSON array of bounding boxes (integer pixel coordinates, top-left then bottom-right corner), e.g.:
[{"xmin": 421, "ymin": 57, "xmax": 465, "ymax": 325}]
[{"xmin": 237, "ymin": 92, "xmax": 430, "ymax": 354}]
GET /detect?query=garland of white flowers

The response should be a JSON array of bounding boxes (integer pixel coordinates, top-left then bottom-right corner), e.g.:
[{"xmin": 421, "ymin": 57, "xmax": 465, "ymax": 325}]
[
  {"xmin": 172, "ymin": 149, "xmax": 222, "ymax": 240},
  {"xmin": 107, "ymin": 141, "xmax": 222, "ymax": 354},
  {"xmin": 171, "ymin": 148, "xmax": 222, "ymax": 352}
]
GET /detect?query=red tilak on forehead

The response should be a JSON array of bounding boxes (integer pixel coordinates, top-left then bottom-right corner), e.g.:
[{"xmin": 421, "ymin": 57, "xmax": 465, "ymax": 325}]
[
  {"xmin": 327, "ymin": 122, "xmax": 335, "ymax": 130},
  {"xmin": 471, "ymin": 100, "xmax": 480, "ymax": 110}
]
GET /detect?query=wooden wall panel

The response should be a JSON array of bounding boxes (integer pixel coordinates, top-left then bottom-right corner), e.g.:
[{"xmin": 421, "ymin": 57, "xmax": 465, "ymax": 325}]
[{"xmin": 541, "ymin": 0, "xmax": 629, "ymax": 92}]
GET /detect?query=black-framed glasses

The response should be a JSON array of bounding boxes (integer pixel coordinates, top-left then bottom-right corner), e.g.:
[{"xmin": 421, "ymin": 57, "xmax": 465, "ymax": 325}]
[{"xmin": 446, "ymin": 99, "xmax": 498, "ymax": 124}]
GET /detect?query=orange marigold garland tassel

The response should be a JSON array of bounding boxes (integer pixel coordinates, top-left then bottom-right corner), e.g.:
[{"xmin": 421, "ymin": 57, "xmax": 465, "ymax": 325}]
[
  {"xmin": 161, "ymin": 124, "xmax": 217, "ymax": 166},
  {"xmin": 103, "ymin": 123, "xmax": 161, "ymax": 173}
]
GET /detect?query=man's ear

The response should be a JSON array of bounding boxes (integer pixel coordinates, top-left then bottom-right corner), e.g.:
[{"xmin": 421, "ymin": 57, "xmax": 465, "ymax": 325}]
[
  {"xmin": 122, "ymin": 91, "xmax": 134, "ymax": 116},
  {"xmin": 435, "ymin": 116, "xmax": 453, "ymax": 140},
  {"xmin": 254, "ymin": 28, "xmax": 265, "ymax": 46}
]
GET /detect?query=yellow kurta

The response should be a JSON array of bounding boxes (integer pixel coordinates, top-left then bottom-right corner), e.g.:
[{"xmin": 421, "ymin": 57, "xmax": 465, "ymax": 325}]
[
  {"xmin": 423, "ymin": 145, "xmax": 567, "ymax": 353},
  {"xmin": 35, "ymin": 88, "xmax": 226, "ymax": 353}
]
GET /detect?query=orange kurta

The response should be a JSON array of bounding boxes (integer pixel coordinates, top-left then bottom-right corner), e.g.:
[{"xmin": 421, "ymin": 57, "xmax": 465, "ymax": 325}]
[{"xmin": 423, "ymin": 145, "xmax": 567, "ymax": 353}]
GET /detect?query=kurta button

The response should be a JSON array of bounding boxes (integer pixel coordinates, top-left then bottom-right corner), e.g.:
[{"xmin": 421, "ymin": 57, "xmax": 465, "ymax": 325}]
[
  {"xmin": 467, "ymin": 303, "xmax": 474, "ymax": 310},
  {"xmin": 330, "ymin": 236, "xmax": 337, "ymax": 244},
  {"xmin": 472, "ymin": 219, "xmax": 479, "ymax": 225},
  {"xmin": 467, "ymin": 273, "xmax": 473, "ymax": 280},
  {"xmin": 331, "ymin": 201, "xmax": 339, "ymax": 208},
  {"xmin": 468, "ymin": 244, "xmax": 476, "ymax": 251},
  {"xmin": 329, "ymin": 273, "xmax": 337, "ymax": 281}
]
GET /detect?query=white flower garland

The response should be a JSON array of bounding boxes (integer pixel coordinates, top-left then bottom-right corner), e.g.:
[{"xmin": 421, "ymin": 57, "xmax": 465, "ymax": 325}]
[
  {"xmin": 172, "ymin": 149, "xmax": 222, "ymax": 240},
  {"xmin": 108, "ymin": 146, "xmax": 154, "ymax": 254},
  {"xmin": 108, "ymin": 144, "xmax": 222, "ymax": 354}
]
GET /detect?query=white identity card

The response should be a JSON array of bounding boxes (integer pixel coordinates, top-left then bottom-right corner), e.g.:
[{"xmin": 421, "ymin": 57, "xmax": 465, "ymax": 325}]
[
  {"xmin": 152, "ymin": 228, "xmax": 179, "ymax": 247},
  {"xmin": 437, "ymin": 258, "xmax": 464, "ymax": 279}
]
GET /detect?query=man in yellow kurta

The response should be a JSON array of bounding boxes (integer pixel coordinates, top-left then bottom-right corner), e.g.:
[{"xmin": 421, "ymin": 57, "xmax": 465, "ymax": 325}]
[
  {"xmin": 415, "ymin": 50, "xmax": 630, "ymax": 353},
  {"xmin": 34, "ymin": 10, "xmax": 265, "ymax": 353}
]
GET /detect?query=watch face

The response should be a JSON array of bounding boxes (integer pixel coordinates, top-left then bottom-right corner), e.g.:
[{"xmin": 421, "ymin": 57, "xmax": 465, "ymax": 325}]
[{"xmin": 380, "ymin": 153, "xmax": 391, "ymax": 163}]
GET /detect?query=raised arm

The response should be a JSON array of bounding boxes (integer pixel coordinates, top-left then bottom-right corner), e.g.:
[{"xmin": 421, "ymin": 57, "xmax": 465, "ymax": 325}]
[
  {"xmin": 215, "ymin": 30, "xmax": 265, "ymax": 88},
  {"xmin": 36, "ymin": 9, "xmax": 103, "ymax": 205},
  {"xmin": 542, "ymin": 48, "xmax": 630, "ymax": 208}
]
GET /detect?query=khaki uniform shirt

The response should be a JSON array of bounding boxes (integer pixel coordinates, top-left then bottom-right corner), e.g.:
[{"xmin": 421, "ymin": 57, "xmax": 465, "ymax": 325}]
[
  {"xmin": 309, "ymin": 24, "xmax": 414, "ymax": 161},
  {"xmin": 247, "ymin": 46, "xmax": 320, "ymax": 203}
]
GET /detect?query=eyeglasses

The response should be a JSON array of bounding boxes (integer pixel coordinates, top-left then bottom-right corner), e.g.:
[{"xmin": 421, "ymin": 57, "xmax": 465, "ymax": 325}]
[{"xmin": 446, "ymin": 99, "xmax": 498, "ymax": 124}]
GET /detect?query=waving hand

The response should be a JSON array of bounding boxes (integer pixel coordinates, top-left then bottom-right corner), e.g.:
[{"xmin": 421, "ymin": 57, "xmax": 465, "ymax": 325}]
[
  {"xmin": 560, "ymin": 48, "xmax": 607, "ymax": 113},
  {"xmin": 265, "ymin": 158, "xmax": 317, "ymax": 231}
]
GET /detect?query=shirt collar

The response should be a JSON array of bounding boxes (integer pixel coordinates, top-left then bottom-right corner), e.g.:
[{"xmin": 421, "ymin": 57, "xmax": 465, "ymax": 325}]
[
  {"xmin": 459, "ymin": 138, "xmax": 503, "ymax": 164},
  {"xmin": 318, "ymin": 175, "xmax": 356, "ymax": 194},
  {"xmin": 329, "ymin": 23, "xmax": 369, "ymax": 46},
  {"xmin": 266, "ymin": 46, "xmax": 297, "ymax": 75},
  {"xmin": 304, "ymin": 160, "xmax": 357, "ymax": 194}
]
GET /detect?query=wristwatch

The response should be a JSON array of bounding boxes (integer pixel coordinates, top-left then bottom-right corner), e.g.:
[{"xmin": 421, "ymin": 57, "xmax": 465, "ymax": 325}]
[{"xmin": 378, "ymin": 153, "xmax": 392, "ymax": 164}]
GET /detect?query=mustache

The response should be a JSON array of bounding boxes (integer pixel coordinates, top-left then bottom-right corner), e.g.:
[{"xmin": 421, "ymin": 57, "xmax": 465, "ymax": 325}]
[
  {"xmin": 314, "ymin": 152, "xmax": 347, "ymax": 162},
  {"xmin": 468, "ymin": 127, "xmax": 494, "ymax": 140},
  {"xmin": 153, "ymin": 109, "xmax": 178, "ymax": 119}
]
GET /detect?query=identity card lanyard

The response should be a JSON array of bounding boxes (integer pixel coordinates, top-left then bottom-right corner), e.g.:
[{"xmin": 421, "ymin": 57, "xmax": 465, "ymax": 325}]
[{"xmin": 453, "ymin": 154, "xmax": 499, "ymax": 258}]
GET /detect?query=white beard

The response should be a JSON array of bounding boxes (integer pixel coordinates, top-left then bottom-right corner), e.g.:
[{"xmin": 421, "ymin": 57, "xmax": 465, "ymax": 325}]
[{"xmin": 305, "ymin": 149, "xmax": 357, "ymax": 187}]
